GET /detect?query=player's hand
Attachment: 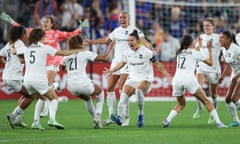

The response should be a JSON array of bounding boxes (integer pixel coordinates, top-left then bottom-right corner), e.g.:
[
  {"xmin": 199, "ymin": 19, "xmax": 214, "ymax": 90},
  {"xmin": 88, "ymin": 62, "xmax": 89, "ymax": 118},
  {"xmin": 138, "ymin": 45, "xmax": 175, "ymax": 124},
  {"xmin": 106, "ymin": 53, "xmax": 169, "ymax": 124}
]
[
  {"xmin": 79, "ymin": 19, "xmax": 89, "ymax": 30},
  {"xmin": 0, "ymin": 12, "xmax": 14, "ymax": 24},
  {"xmin": 103, "ymin": 67, "xmax": 113, "ymax": 77}
]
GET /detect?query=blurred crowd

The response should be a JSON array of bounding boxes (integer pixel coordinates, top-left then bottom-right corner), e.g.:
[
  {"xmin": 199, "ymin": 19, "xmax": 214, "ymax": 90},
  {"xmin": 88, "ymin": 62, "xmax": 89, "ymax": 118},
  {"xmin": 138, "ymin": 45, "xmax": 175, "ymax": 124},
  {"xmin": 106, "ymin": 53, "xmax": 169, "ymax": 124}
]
[{"xmin": 1, "ymin": 0, "xmax": 240, "ymax": 62}]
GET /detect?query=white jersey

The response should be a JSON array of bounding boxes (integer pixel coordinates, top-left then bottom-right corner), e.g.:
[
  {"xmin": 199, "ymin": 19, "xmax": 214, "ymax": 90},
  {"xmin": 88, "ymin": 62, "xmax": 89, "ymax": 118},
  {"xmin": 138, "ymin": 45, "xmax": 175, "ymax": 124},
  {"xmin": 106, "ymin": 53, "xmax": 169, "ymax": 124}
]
[
  {"xmin": 109, "ymin": 25, "xmax": 144, "ymax": 62},
  {"xmin": 174, "ymin": 48, "xmax": 207, "ymax": 79},
  {"xmin": 62, "ymin": 50, "xmax": 97, "ymax": 83},
  {"xmin": 122, "ymin": 46, "xmax": 153, "ymax": 82},
  {"xmin": 236, "ymin": 33, "xmax": 240, "ymax": 45},
  {"xmin": 197, "ymin": 33, "xmax": 221, "ymax": 73},
  {"xmin": 0, "ymin": 40, "xmax": 25, "ymax": 80},
  {"xmin": 24, "ymin": 42, "xmax": 57, "ymax": 82},
  {"xmin": 222, "ymin": 43, "xmax": 240, "ymax": 77}
]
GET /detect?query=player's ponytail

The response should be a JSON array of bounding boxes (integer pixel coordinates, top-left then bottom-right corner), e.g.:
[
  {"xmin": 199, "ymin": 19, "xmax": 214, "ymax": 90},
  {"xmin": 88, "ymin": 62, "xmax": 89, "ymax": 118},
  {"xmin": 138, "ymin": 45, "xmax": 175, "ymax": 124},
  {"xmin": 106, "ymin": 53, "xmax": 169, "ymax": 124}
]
[
  {"xmin": 129, "ymin": 30, "xmax": 140, "ymax": 40},
  {"xmin": 177, "ymin": 35, "xmax": 193, "ymax": 55}
]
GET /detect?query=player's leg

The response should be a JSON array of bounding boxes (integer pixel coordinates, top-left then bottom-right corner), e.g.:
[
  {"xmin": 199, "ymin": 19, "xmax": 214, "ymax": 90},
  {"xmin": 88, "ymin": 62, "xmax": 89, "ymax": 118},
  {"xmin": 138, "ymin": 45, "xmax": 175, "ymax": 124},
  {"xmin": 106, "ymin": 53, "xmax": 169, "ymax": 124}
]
[
  {"xmin": 40, "ymin": 68, "xmax": 58, "ymax": 117},
  {"xmin": 193, "ymin": 73, "xmax": 205, "ymax": 119},
  {"xmin": 103, "ymin": 74, "xmax": 119, "ymax": 125},
  {"xmin": 92, "ymin": 83, "xmax": 104, "ymax": 129},
  {"xmin": 118, "ymin": 74, "xmax": 130, "ymax": 126},
  {"xmin": 136, "ymin": 80, "xmax": 151, "ymax": 128},
  {"xmin": 225, "ymin": 74, "xmax": 240, "ymax": 126},
  {"xmin": 195, "ymin": 88, "xmax": 227, "ymax": 128},
  {"xmin": 111, "ymin": 84, "xmax": 134, "ymax": 126},
  {"xmin": 163, "ymin": 96, "xmax": 185, "ymax": 128}
]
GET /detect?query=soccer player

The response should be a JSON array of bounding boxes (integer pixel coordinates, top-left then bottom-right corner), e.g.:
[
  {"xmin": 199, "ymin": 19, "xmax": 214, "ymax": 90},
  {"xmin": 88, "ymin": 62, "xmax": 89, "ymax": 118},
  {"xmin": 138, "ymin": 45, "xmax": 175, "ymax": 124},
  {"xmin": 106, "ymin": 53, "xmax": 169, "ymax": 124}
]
[
  {"xmin": 218, "ymin": 31, "xmax": 240, "ymax": 127},
  {"xmin": 62, "ymin": 35, "xmax": 114, "ymax": 129},
  {"xmin": 23, "ymin": 28, "xmax": 83, "ymax": 130},
  {"xmin": 162, "ymin": 35, "xmax": 227, "ymax": 128},
  {"xmin": 0, "ymin": 26, "xmax": 34, "ymax": 128},
  {"xmin": 104, "ymin": 30, "xmax": 171, "ymax": 127},
  {"xmin": 85, "ymin": 11, "xmax": 153, "ymax": 126},
  {"xmin": 193, "ymin": 18, "xmax": 222, "ymax": 124},
  {"xmin": 0, "ymin": 12, "xmax": 88, "ymax": 118}
]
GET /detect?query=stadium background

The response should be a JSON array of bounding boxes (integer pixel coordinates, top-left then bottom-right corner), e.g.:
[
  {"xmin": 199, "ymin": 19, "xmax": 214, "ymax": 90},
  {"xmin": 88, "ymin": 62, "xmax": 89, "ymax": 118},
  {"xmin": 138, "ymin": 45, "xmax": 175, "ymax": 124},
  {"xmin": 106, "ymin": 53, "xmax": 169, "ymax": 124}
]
[{"xmin": 0, "ymin": 0, "xmax": 238, "ymax": 100}]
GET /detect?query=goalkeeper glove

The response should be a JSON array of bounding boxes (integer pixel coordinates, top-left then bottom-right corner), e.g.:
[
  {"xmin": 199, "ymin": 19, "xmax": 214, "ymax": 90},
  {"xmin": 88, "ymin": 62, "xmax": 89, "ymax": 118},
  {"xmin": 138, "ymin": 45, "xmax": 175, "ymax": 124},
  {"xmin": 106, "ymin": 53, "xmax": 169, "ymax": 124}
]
[
  {"xmin": 0, "ymin": 12, "xmax": 16, "ymax": 24},
  {"xmin": 78, "ymin": 19, "xmax": 89, "ymax": 30}
]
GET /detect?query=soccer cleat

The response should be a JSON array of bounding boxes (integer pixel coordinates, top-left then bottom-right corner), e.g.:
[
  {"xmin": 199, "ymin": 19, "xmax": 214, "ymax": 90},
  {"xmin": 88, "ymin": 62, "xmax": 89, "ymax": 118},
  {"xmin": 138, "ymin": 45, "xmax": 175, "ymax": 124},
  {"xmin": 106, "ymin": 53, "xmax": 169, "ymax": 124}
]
[
  {"xmin": 228, "ymin": 121, "xmax": 240, "ymax": 127},
  {"xmin": 48, "ymin": 120, "xmax": 64, "ymax": 129},
  {"xmin": 103, "ymin": 118, "xmax": 114, "ymax": 126},
  {"xmin": 192, "ymin": 109, "xmax": 202, "ymax": 120},
  {"xmin": 162, "ymin": 119, "xmax": 170, "ymax": 128},
  {"xmin": 137, "ymin": 114, "xmax": 144, "ymax": 128},
  {"xmin": 217, "ymin": 123, "xmax": 228, "ymax": 128},
  {"xmin": 121, "ymin": 116, "xmax": 130, "ymax": 127},
  {"xmin": 31, "ymin": 122, "xmax": 45, "ymax": 130},
  {"xmin": 6, "ymin": 114, "xmax": 15, "ymax": 129},
  {"xmin": 14, "ymin": 121, "xmax": 28, "ymax": 128},
  {"xmin": 93, "ymin": 119, "xmax": 103, "ymax": 129},
  {"xmin": 111, "ymin": 114, "xmax": 122, "ymax": 126},
  {"xmin": 207, "ymin": 115, "xmax": 215, "ymax": 124}
]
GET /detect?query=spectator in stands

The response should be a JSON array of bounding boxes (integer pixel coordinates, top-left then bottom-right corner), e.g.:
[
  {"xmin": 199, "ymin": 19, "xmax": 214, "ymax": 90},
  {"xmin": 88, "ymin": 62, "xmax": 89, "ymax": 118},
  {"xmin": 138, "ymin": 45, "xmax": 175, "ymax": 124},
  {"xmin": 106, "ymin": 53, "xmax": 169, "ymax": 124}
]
[
  {"xmin": 157, "ymin": 31, "xmax": 180, "ymax": 62},
  {"xmin": 103, "ymin": 1, "xmax": 120, "ymax": 35},
  {"xmin": 60, "ymin": 0, "xmax": 84, "ymax": 31},
  {"xmin": 33, "ymin": 0, "xmax": 58, "ymax": 26},
  {"xmin": 168, "ymin": 6, "xmax": 187, "ymax": 39},
  {"xmin": 150, "ymin": 21, "xmax": 163, "ymax": 49}
]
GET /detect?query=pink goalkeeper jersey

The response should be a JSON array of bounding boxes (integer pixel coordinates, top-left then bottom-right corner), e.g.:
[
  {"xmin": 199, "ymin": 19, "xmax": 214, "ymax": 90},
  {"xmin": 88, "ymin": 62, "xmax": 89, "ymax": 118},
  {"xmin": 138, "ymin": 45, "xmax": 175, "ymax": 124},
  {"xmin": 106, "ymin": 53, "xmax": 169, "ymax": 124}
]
[{"xmin": 26, "ymin": 28, "xmax": 81, "ymax": 65}]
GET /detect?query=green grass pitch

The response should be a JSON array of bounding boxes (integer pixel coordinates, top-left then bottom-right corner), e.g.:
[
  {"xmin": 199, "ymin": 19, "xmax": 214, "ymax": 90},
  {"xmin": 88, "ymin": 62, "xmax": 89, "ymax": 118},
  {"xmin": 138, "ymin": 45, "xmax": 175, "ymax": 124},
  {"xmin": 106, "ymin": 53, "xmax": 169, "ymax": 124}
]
[{"xmin": 0, "ymin": 99, "xmax": 239, "ymax": 144}]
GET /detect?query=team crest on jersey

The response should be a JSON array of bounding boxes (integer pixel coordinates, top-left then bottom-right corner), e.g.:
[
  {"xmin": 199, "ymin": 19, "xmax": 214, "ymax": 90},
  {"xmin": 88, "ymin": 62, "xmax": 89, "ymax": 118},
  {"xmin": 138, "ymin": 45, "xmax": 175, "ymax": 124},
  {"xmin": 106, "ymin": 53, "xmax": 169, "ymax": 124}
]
[
  {"xmin": 125, "ymin": 31, "xmax": 128, "ymax": 35},
  {"xmin": 139, "ymin": 54, "xmax": 143, "ymax": 59},
  {"xmin": 52, "ymin": 33, "xmax": 55, "ymax": 38}
]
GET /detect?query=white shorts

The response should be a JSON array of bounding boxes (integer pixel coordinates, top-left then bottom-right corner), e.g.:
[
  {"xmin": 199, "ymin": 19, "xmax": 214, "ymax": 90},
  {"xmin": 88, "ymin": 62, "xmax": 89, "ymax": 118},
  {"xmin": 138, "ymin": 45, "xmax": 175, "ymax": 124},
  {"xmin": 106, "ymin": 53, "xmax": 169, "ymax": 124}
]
[
  {"xmin": 3, "ymin": 79, "xmax": 22, "ymax": 92},
  {"xmin": 24, "ymin": 81, "xmax": 51, "ymax": 95},
  {"xmin": 196, "ymin": 69, "xmax": 220, "ymax": 84},
  {"xmin": 172, "ymin": 77, "xmax": 200, "ymax": 96},
  {"xmin": 110, "ymin": 60, "xmax": 128, "ymax": 75},
  {"xmin": 67, "ymin": 79, "xmax": 94, "ymax": 96},
  {"xmin": 46, "ymin": 64, "xmax": 60, "ymax": 72},
  {"xmin": 125, "ymin": 79, "xmax": 152, "ymax": 94}
]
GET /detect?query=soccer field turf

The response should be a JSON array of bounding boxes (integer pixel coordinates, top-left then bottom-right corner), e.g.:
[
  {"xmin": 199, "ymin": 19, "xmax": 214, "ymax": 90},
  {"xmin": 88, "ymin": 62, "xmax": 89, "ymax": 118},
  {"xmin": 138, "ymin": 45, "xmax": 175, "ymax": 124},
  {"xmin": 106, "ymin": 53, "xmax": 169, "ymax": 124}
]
[{"xmin": 0, "ymin": 99, "xmax": 239, "ymax": 144}]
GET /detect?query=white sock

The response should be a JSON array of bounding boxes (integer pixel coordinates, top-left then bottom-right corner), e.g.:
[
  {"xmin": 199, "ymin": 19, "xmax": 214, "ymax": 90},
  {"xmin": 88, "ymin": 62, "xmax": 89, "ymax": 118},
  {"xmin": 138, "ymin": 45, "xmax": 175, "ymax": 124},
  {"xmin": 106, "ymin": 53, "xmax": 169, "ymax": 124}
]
[
  {"xmin": 41, "ymin": 99, "xmax": 49, "ymax": 115},
  {"xmin": 166, "ymin": 109, "xmax": 178, "ymax": 123},
  {"xmin": 107, "ymin": 91, "xmax": 116, "ymax": 116},
  {"xmin": 34, "ymin": 99, "xmax": 44, "ymax": 123},
  {"xmin": 85, "ymin": 97, "xmax": 96, "ymax": 118},
  {"xmin": 210, "ymin": 109, "xmax": 221, "ymax": 124},
  {"xmin": 95, "ymin": 91, "xmax": 104, "ymax": 116},
  {"xmin": 235, "ymin": 99, "xmax": 240, "ymax": 111},
  {"xmin": 12, "ymin": 106, "xmax": 23, "ymax": 118},
  {"xmin": 118, "ymin": 92, "xmax": 129, "ymax": 117},
  {"xmin": 136, "ymin": 89, "xmax": 144, "ymax": 115},
  {"xmin": 227, "ymin": 102, "xmax": 240, "ymax": 122},
  {"xmin": 212, "ymin": 98, "xmax": 217, "ymax": 109},
  {"xmin": 49, "ymin": 99, "xmax": 58, "ymax": 122},
  {"xmin": 195, "ymin": 97, "xmax": 203, "ymax": 111}
]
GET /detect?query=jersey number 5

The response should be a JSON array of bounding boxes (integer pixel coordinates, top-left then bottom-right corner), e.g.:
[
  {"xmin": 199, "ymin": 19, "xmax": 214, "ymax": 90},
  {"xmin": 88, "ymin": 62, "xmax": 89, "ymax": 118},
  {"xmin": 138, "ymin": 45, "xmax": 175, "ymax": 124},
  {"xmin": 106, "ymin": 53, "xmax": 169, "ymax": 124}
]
[{"xmin": 29, "ymin": 50, "xmax": 36, "ymax": 64}]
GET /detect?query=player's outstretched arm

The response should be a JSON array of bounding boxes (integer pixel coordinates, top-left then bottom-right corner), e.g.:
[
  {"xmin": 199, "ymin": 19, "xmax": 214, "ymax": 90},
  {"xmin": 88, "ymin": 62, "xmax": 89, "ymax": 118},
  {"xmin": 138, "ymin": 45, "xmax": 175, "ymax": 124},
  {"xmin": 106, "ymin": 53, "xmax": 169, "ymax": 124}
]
[{"xmin": 0, "ymin": 12, "xmax": 20, "ymax": 26}]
